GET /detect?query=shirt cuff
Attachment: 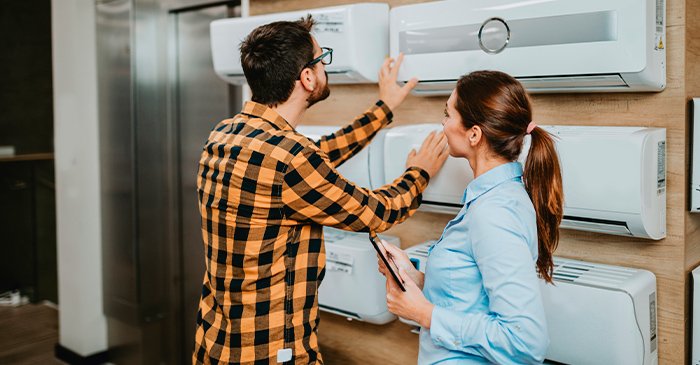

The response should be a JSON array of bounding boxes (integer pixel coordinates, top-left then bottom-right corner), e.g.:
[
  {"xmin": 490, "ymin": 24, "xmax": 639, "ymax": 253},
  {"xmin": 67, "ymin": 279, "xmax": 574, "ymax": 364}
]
[
  {"xmin": 429, "ymin": 305, "xmax": 464, "ymax": 351},
  {"xmin": 405, "ymin": 166, "xmax": 431, "ymax": 189},
  {"xmin": 375, "ymin": 100, "xmax": 394, "ymax": 123}
]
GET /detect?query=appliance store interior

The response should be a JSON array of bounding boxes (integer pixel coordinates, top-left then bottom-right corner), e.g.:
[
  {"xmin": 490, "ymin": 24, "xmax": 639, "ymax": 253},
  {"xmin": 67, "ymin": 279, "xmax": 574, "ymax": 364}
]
[{"xmin": 2, "ymin": 0, "xmax": 700, "ymax": 364}]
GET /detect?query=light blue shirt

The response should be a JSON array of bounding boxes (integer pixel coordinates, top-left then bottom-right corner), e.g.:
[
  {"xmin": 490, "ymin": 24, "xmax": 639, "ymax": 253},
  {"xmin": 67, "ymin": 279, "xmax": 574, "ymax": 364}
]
[{"xmin": 418, "ymin": 162, "xmax": 549, "ymax": 365}]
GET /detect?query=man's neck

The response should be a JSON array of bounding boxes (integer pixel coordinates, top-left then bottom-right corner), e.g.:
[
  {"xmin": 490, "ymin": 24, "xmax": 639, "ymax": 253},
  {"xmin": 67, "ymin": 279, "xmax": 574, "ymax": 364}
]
[{"xmin": 271, "ymin": 95, "xmax": 307, "ymax": 128}]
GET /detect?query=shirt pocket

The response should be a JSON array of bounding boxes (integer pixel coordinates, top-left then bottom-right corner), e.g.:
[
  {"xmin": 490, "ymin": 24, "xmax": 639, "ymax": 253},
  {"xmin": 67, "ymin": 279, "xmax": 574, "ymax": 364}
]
[
  {"xmin": 439, "ymin": 241, "xmax": 481, "ymax": 304},
  {"xmin": 425, "ymin": 244, "xmax": 460, "ymax": 307}
]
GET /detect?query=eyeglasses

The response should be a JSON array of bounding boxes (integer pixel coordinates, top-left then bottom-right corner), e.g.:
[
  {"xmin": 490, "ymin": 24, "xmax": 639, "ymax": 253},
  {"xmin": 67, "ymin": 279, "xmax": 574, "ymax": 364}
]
[{"xmin": 304, "ymin": 47, "xmax": 333, "ymax": 69}]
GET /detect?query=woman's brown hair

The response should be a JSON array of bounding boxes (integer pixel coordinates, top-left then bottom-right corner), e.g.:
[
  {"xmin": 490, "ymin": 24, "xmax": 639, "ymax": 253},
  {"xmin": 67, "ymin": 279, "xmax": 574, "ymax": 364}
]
[{"xmin": 454, "ymin": 70, "xmax": 564, "ymax": 283}]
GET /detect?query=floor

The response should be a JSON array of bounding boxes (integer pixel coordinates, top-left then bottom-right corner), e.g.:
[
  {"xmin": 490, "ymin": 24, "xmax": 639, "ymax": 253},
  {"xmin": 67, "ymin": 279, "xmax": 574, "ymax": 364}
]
[{"xmin": 0, "ymin": 303, "xmax": 65, "ymax": 365}]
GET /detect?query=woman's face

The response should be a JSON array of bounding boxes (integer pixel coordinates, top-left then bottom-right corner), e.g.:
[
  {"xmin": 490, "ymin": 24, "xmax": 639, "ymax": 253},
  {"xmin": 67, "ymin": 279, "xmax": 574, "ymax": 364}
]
[{"xmin": 442, "ymin": 90, "xmax": 471, "ymax": 159}]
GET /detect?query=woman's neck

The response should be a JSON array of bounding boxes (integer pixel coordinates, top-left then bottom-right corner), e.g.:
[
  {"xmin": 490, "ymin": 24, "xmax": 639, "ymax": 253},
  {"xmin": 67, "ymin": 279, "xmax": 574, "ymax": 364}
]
[{"xmin": 469, "ymin": 153, "xmax": 511, "ymax": 179}]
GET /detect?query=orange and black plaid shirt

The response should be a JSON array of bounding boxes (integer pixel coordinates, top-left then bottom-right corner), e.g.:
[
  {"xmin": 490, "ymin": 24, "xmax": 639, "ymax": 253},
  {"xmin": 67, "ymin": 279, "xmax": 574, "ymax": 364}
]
[{"xmin": 193, "ymin": 100, "xmax": 429, "ymax": 364}]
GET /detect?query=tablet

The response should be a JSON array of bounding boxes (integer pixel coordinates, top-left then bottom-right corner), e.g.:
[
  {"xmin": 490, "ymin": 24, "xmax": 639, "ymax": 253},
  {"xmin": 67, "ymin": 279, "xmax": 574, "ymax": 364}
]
[{"xmin": 369, "ymin": 231, "xmax": 406, "ymax": 292}]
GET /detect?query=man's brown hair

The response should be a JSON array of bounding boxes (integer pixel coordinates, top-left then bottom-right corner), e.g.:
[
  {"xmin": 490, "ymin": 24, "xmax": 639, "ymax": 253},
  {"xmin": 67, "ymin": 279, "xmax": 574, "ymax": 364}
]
[{"xmin": 240, "ymin": 16, "xmax": 316, "ymax": 107}]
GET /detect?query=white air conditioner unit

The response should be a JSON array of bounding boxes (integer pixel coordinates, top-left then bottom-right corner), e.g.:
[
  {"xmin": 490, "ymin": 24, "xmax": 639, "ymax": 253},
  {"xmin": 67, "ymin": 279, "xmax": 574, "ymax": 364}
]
[
  {"xmin": 691, "ymin": 98, "xmax": 700, "ymax": 212},
  {"xmin": 542, "ymin": 257, "xmax": 658, "ymax": 365},
  {"xmin": 533, "ymin": 126, "xmax": 666, "ymax": 240},
  {"xmin": 374, "ymin": 124, "xmax": 666, "ymax": 240},
  {"xmin": 297, "ymin": 123, "xmax": 665, "ymax": 239},
  {"xmin": 317, "ymin": 228, "xmax": 400, "ymax": 324},
  {"xmin": 692, "ymin": 264, "xmax": 700, "ymax": 365},
  {"xmin": 210, "ymin": 3, "xmax": 388, "ymax": 85},
  {"xmin": 390, "ymin": 0, "xmax": 666, "ymax": 95}
]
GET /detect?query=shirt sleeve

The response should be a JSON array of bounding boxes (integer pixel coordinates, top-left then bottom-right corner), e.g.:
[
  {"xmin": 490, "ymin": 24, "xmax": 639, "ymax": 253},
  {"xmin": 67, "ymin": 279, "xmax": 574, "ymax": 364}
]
[
  {"xmin": 428, "ymin": 202, "xmax": 549, "ymax": 365},
  {"xmin": 281, "ymin": 146, "xmax": 429, "ymax": 233},
  {"xmin": 312, "ymin": 100, "xmax": 393, "ymax": 168}
]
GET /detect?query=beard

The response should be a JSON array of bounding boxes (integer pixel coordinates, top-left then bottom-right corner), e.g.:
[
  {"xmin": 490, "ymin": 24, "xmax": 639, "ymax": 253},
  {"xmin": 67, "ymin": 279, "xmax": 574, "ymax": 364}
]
[{"xmin": 307, "ymin": 71, "xmax": 331, "ymax": 107}]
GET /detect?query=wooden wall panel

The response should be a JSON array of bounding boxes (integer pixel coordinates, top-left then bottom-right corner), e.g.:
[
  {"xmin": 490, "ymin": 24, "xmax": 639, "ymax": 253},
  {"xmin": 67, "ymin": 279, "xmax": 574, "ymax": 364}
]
[
  {"xmin": 250, "ymin": 0, "xmax": 691, "ymax": 363},
  {"xmin": 687, "ymin": 0, "xmax": 700, "ymax": 101}
]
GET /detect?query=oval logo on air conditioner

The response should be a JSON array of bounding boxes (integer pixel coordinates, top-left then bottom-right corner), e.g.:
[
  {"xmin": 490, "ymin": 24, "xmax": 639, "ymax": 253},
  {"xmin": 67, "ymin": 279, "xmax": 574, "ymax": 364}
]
[{"xmin": 478, "ymin": 17, "xmax": 510, "ymax": 54}]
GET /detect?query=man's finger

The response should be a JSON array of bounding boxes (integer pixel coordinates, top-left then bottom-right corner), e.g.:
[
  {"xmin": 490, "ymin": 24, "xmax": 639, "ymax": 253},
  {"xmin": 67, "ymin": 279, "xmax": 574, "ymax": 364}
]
[
  {"xmin": 390, "ymin": 53, "xmax": 405, "ymax": 78},
  {"xmin": 419, "ymin": 131, "xmax": 436, "ymax": 153},
  {"xmin": 430, "ymin": 132, "xmax": 446, "ymax": 149},
  {"xmin": 379, "ymin": 57, "xmax": 392, "ymax": 78},
  {"xmin": 402, "ymin": 77, "xmax": 418, "ymax": 93}
]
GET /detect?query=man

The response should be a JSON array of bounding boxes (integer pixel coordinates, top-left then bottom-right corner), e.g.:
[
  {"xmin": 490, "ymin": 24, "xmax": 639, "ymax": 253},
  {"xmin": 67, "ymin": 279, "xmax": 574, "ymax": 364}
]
[{"xmin": 194, "ymin": 16, "xmax": 448, "ymax": 364}]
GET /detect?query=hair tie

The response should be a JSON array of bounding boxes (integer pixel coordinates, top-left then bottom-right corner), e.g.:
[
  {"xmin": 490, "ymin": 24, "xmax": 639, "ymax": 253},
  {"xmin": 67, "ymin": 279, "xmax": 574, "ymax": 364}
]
[{"xmin": 526, "ymin": 122, "xmax": 537, "ymax": 134}]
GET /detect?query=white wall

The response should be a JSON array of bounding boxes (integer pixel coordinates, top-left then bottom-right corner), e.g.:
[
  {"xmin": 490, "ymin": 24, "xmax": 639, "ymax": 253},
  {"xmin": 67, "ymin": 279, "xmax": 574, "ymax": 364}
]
[{"xmin": 51, "ymin": 0, "xmax": 108, "ymax": 356}]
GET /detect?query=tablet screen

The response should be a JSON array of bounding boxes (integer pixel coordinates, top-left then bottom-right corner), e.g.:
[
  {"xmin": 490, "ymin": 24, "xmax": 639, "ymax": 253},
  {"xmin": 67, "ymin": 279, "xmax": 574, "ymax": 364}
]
[{"xmin": 369, "ymin": 232, "xmax": 406, "ymax": 292}]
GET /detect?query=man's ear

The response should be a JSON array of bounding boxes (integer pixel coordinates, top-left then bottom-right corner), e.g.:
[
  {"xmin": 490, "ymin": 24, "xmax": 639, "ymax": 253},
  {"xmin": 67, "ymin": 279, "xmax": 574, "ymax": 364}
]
[{"xmin": 299, "ymin": 68, "xmax": 317, "ymax": 92}]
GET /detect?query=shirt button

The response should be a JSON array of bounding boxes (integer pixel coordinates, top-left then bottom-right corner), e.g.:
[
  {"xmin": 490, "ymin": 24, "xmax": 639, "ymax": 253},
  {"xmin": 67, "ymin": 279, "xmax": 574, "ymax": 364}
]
[{"xmin": 453, "ymin": 340, "xmax": 459, "ymax": 346}]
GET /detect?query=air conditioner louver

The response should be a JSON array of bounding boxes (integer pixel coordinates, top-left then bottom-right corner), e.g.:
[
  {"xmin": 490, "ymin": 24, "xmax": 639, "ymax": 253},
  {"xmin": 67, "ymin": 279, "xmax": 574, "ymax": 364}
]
[{"xmin": 552, "ymin": 258, "xmax": 636, "ymax": 288}]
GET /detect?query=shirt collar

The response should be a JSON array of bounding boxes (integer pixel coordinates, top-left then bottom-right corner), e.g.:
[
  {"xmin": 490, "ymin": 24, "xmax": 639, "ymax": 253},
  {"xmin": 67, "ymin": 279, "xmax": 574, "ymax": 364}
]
[
  {"xmin": 462, "ymin": 162, "xmax": 523, "ymax": 205},
  {"xmin": 241, "ymin": 101, "xmax": 294, "ymax": 131}
]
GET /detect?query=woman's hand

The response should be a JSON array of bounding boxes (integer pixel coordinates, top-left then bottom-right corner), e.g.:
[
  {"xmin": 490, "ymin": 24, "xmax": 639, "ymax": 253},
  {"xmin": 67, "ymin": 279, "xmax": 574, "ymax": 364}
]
[
  {"xmin": 376, "ymin": 240, "xmax": 424, "ymax": 288},
  {"xmin": 385, "ymin": 266, "xmax": 434, "ymax": 329}
]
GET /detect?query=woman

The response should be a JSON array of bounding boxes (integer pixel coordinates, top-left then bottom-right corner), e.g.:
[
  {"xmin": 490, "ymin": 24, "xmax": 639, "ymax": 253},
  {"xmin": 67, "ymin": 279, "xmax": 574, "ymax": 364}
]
[{"xmin": 379, "ymin": 70, "xmax": 563, "ymax": 364}]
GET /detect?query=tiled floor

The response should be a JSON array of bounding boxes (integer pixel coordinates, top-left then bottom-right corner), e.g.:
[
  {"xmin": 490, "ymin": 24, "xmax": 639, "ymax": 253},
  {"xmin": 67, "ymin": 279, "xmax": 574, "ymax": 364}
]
[{"xmin": 0, "ymin": 303, "xmax": 65, "ymax": 365}]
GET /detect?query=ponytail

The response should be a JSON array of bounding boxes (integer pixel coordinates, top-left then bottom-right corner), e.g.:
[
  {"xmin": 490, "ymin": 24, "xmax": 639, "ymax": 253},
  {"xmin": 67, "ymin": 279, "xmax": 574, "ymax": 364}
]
[{"xmin": 523, "ymin": 127, "xmax": 564, "ymax": 283}]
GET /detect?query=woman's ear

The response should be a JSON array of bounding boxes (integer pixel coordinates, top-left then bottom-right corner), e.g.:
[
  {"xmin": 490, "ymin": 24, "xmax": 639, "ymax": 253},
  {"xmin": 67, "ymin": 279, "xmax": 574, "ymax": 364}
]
[
  {"xmin": 299, "ymin": 68, "xmax": 317, "ymax": 92},
  {"xmin": 469, "ymin": 125, "xmax": 482, "ymax": 146}
]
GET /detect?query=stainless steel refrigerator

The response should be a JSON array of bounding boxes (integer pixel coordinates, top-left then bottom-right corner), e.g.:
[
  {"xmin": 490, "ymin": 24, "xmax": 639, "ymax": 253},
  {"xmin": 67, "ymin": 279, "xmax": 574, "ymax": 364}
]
[{"xmin": 96, "ymin": 0, "xmax": 241, "ymax": 363}]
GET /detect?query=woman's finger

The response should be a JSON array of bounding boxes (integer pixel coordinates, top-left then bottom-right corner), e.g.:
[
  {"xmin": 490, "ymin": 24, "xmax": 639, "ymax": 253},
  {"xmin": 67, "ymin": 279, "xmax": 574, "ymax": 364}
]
[
  {"xmin": 397, "ymin": 266, "xmax": 411, "ymax": 287},
  {"xmin": 382, "ymin": 241, "xmax": 401, "ymax": 255}
]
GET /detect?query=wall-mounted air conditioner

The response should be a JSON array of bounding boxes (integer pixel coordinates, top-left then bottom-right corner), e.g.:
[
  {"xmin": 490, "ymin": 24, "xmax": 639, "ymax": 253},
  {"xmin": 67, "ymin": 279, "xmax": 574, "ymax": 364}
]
[
  {"xmin": 691, "ymin": 98, "xmax": 700, "ymax": 212},
  {"xmin": 297, "ymin": 123, "xmax": 666, "ymax": 240},
  {"xmin": 375, "ymin": 124, "xmax": 666, "ymax": 240},
  {"xmin": 210, "ymin": 3, "xmax": 388, "ymax": 85},
  {"xmin": 542, "ymin": 257, "xmax": 658, "ymax": 365},
  {"xmin": 317, "ymin": 228, "xmax": 400, "ymax": 324},
  {"xmin": 390, "ymin": 0, "xmax": 666, "ymax": 95},
  {"xmin": 534, "ymin": 126, "xmax": 666, "ymax": 240},
  {"xmin": 692, "ymin": 264, "xmax": 700, "ymax": 364}
]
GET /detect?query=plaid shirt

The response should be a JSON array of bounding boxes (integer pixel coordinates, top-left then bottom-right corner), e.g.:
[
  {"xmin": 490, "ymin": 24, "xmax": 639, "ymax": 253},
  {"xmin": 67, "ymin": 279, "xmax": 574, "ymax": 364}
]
[{"xmin": 193, "ymin": 100, "xmax": 429, "ymax": 364}]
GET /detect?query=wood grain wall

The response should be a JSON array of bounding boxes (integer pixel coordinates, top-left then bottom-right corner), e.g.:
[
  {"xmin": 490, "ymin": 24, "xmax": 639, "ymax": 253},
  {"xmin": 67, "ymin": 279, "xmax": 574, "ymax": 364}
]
[{"xmin": 250, "ymin": 1, "xmax": 696, "ymax": 363}]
